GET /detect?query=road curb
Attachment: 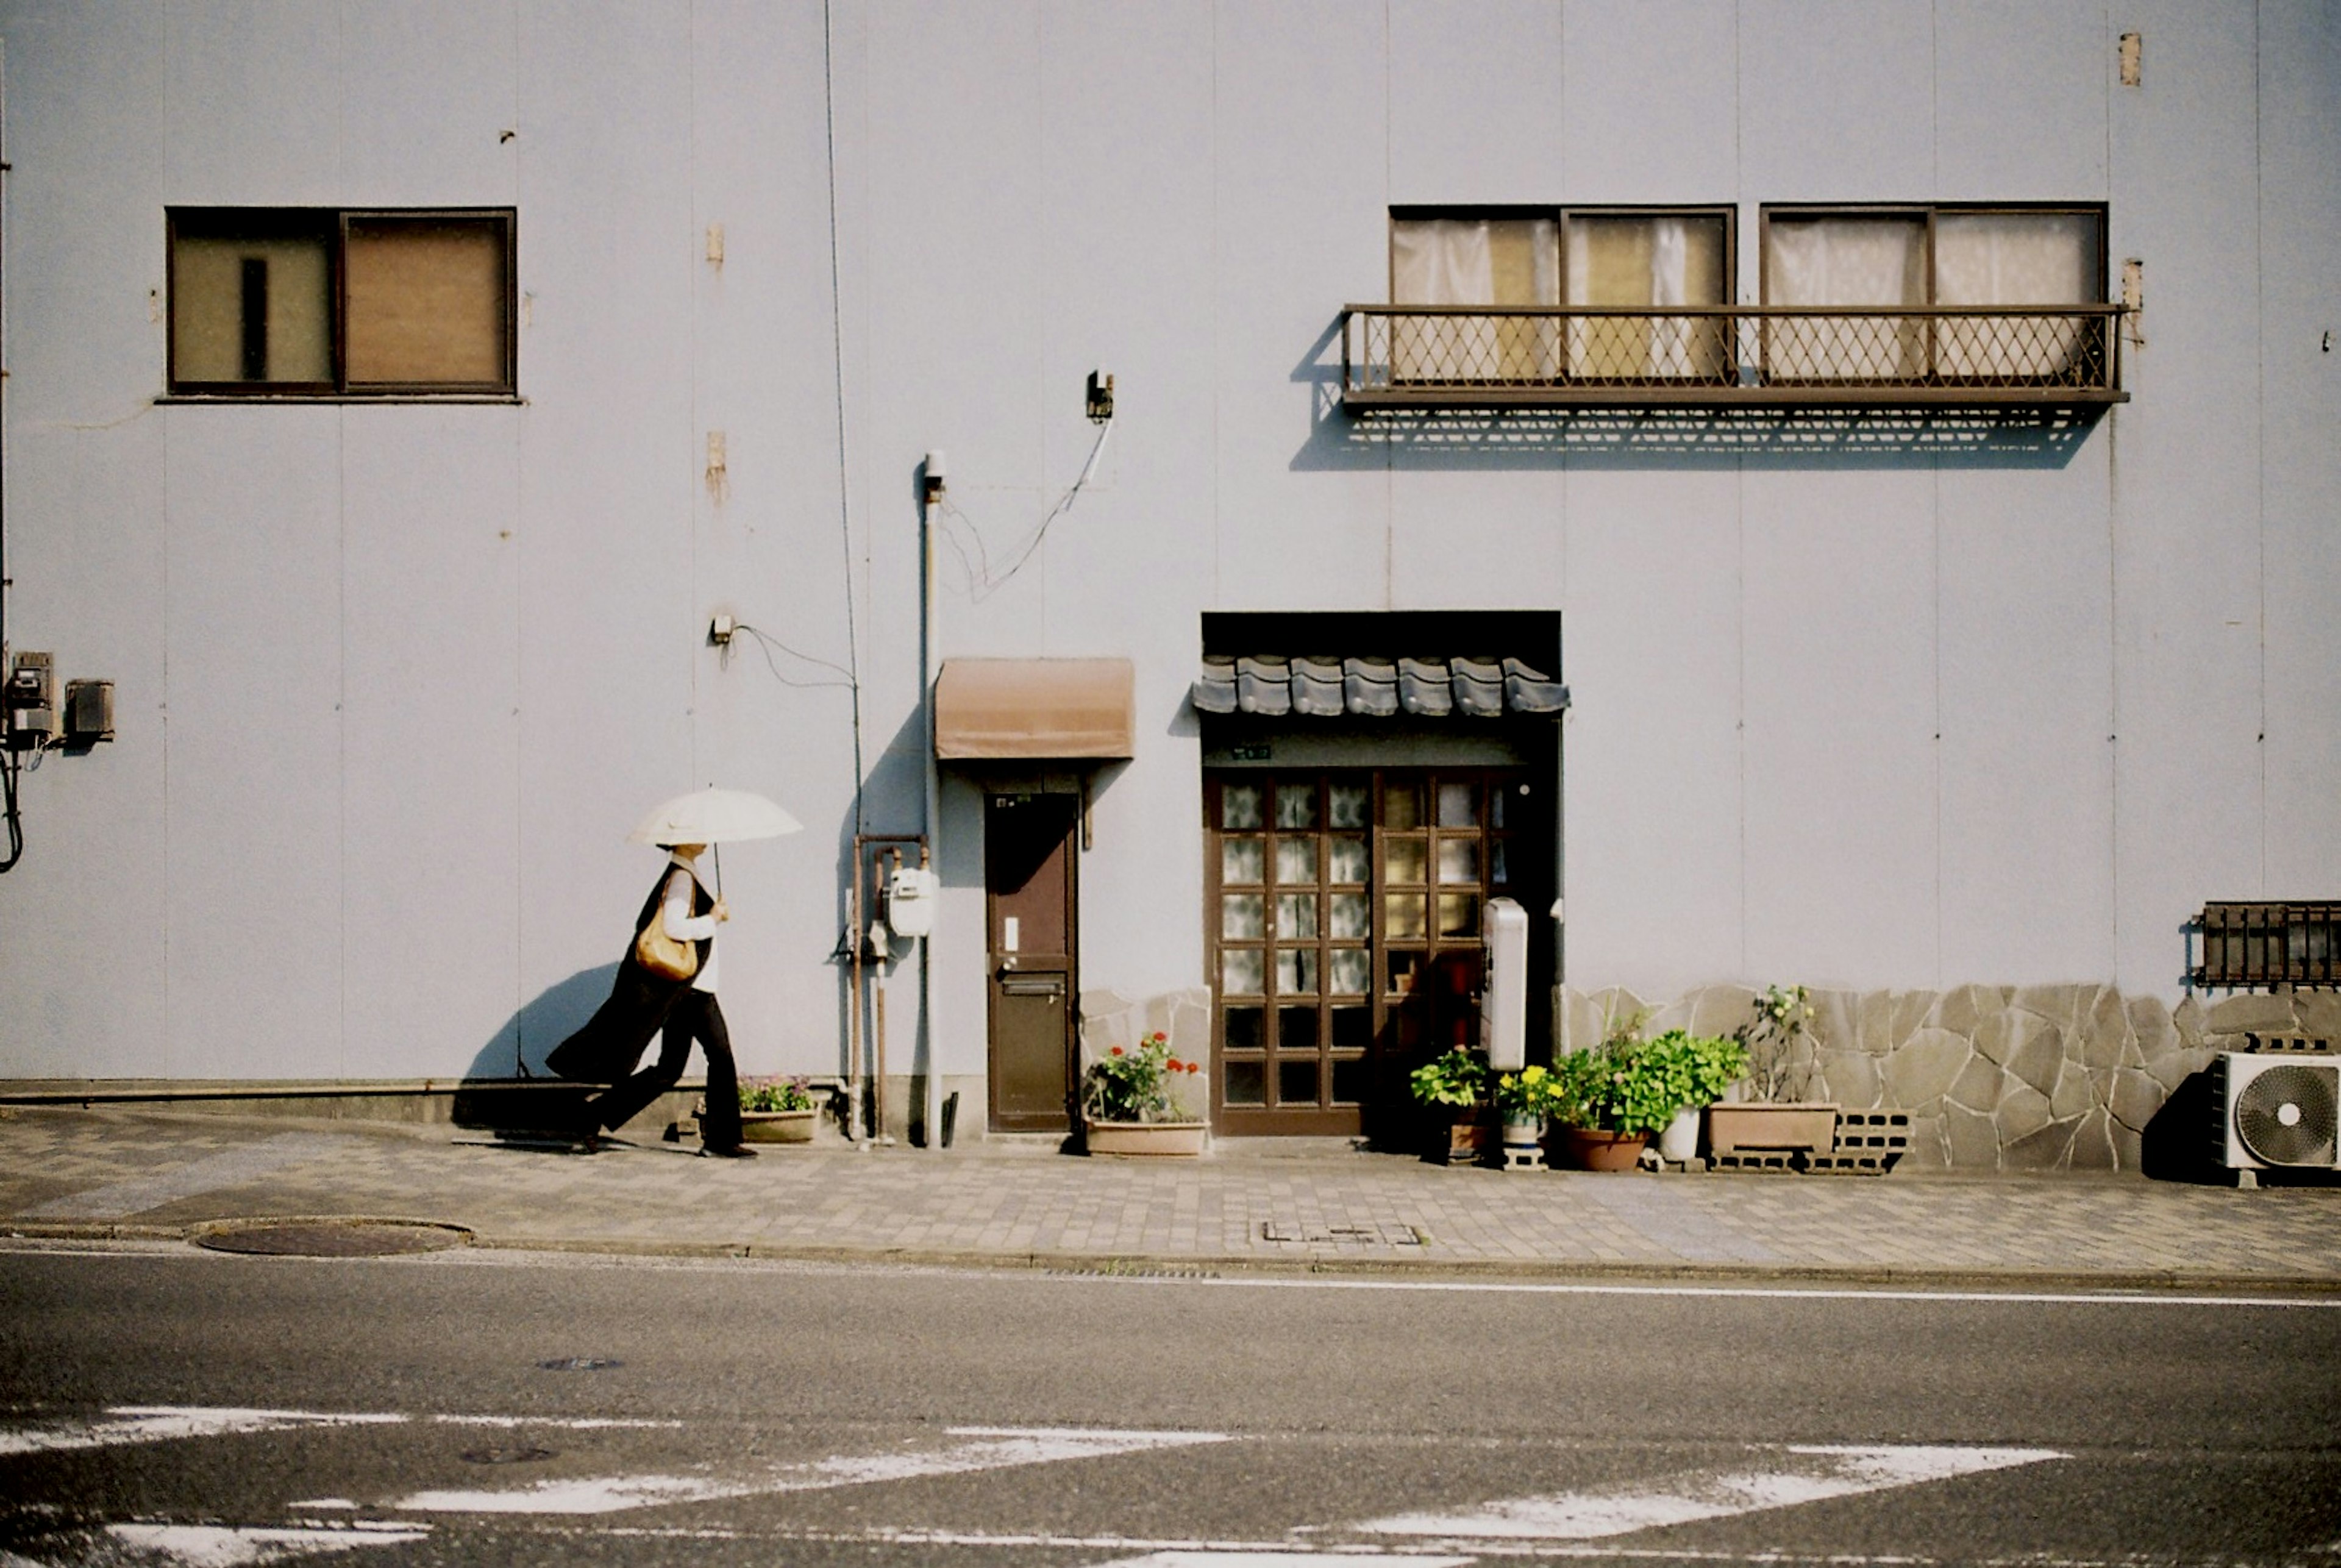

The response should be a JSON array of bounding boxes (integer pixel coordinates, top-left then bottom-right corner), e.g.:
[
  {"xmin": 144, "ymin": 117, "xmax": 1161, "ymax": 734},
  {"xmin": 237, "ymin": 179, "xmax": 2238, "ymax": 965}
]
[{"xmin": 16, "ymin": 1220, "xmax": 2335, "ymax": 1297}]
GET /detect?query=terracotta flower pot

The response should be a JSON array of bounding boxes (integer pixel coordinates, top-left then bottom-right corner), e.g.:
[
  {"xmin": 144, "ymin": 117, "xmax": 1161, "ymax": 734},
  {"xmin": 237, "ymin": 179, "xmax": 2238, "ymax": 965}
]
[
  {"xmin": 1445, "ymin": 1108, "xmax": 1492, "ymax": 1166},
  {"xmin": 1085, "ymin": 1120, "xmax": 1206, "ymax": 1157},
  {"xmin": 1557, "ymin": 1125, "xmax": 1651, "ymax": 1172}
]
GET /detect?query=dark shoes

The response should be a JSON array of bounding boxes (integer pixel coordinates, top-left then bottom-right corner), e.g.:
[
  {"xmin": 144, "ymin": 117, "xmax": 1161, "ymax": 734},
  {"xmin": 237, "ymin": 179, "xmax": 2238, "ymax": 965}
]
[{"xmin": 699, "ymin": 1142, "xmax": 758, "ymax": 1160}]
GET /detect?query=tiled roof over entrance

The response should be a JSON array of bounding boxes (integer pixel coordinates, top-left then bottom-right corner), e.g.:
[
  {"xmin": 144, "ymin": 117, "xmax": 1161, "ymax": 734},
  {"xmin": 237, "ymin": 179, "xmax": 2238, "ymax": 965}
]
[{"xmin": 1191, "ymin": 656, "xmax": 1569, "ymax": 719}]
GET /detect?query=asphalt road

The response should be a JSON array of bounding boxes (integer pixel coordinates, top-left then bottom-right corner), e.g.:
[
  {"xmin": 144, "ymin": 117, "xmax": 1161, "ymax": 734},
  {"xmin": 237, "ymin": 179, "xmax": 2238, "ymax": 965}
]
[{"xmin": 2, "ymin": 1240, "xmax": 2337, "ymax": 1567}]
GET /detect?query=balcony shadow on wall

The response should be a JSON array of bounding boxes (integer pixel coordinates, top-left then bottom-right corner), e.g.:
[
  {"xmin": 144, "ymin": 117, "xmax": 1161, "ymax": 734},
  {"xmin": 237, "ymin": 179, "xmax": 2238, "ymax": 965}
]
[{"xmin": 1288, "ymin": 323, "xmax": 2106, "ymax": 472}]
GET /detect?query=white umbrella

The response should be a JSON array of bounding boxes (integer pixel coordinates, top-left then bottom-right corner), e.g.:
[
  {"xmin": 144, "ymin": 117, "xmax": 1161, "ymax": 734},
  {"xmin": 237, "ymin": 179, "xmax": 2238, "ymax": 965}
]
[{"xmin": 627, "ymin": 787, "xmax": 803, "ymax": 847}]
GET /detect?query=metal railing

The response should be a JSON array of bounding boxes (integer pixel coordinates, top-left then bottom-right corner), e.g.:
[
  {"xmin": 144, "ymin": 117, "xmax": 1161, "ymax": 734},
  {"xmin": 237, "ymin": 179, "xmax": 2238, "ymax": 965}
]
[
  {"xmin": 1340, "ymin": 304, "xmax": 2126, "ymax": 408},
  {"xmin": 2197, "ymin": 902, "xmax": 2341, "ymax": 989}
]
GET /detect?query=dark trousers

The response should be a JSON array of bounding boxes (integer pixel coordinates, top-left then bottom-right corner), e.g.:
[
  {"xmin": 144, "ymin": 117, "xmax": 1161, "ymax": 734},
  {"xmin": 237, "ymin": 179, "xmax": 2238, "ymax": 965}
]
[{"xmin": 583, "ymin": 989, "xmax": 742, "ymax": 1149}]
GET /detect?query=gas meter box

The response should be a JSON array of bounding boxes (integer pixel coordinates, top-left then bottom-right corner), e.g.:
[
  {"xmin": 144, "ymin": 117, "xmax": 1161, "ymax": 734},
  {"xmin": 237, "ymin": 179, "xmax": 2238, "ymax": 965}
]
[
  {"xmin": 1480, "ymin": 896, "xmax": 1528, "ymax": 1071},
  {"xmin": 886, "ymin": 866, "xmax": 939, "ymax": 939}
]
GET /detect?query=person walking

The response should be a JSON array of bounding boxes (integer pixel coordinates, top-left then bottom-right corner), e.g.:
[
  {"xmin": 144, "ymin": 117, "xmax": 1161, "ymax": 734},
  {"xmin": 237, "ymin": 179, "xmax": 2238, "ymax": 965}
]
[{"xmin": 549, "ymin": 843, "xmax": 754, "ymax": 1157}]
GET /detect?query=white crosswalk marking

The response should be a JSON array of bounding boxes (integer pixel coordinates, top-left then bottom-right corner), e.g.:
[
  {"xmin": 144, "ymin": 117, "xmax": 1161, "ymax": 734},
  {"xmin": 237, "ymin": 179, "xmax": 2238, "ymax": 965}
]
[
  {"xmin": 1358, "ymin": 1443, "xmax": 2067, "ymax": 1540},
  {"xmin": 0, "ymin": 1406, "xmax": 405, "ymax": 1457},
  {"xmin": 105, "ymin": 1523, "xmax": 429, "ymax": 1566},
  {"xmin": 390, "ymin": 1425, "xmax": 1231, "ymax": 1515}
]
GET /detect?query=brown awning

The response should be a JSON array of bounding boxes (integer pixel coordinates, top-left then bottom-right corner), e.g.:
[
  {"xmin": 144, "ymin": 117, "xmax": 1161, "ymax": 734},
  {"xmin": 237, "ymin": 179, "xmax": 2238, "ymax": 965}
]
[{"xmin": 934, "ymin": 658, "xmax": 1135, "ymax": 761}]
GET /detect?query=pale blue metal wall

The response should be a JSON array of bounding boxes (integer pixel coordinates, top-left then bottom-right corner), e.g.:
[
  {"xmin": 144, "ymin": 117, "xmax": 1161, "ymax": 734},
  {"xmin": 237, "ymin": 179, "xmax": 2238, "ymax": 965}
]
[{"xmin": 0, "ymin": 1, "xmax": 2334, "ymax": 1086}]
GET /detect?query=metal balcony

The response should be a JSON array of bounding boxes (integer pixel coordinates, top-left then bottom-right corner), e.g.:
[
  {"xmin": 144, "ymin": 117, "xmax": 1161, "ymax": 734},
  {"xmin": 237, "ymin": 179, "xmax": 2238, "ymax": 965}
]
[{"xmin": 1339, "ymin": 304, "xmax": 2126, "ymax": 411}]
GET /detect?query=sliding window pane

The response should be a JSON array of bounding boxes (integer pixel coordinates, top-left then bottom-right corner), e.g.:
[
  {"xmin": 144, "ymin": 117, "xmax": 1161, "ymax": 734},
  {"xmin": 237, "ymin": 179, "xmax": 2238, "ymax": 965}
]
[
  {"xmin": 171, "ymin": 221, "xmax": 333, "ymax": 385},
  {"xmin": 345, "ymin": 217, "xmax": 509, "ymax": 387}
]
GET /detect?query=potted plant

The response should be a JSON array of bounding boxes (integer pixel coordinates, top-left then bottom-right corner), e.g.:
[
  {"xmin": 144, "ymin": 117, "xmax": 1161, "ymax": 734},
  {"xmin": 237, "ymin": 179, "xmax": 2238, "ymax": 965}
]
[
  {"xmin": 1633, "ymin": 1030, "xmax": 1750, "ymax": 1164},
  {"xmin": 1707, "ymin": 983, "xmax": 1839, "ymax": 1158},
  {"xmin": 1081, "ymin": 1032, "xmax": 1206, "ymax": 1156},
  {"xmin": 1492, "ymin": 1063, "xmax": 1568, "ymax": 1171},
  {"xmin": 1408, "ymin": 1047, "xmax": 1491, "ymax": 1165},
  {"xmin": 1547, "ymin": 1035, "xmax": 1701, "ymax": 1172},
  {"xmin": 734, "ymin": 1077, "xmax": 818, "ymax": 1144}
]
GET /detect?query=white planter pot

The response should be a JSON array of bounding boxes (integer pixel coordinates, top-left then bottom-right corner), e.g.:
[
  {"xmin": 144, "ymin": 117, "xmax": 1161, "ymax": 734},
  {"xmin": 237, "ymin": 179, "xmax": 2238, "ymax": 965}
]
[{"xmin": 1656, "ymin": 1106, "xmax": 1701, "ymax": 1164}]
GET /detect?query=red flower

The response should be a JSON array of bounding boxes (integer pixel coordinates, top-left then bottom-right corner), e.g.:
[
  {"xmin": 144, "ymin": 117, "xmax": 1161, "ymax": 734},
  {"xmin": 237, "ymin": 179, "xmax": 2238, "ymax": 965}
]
[
  {"xmin": 1167, "ymin": 1058, "xmax": 1185, "ymax": 1072},
  {"xmin": 1185, "ymin": 1062, "xmax": 1201, "ymax": 1074},
  {"xmin": 1110, "ymin": 1046, "xmax": 1124, "ymax": 1057}
]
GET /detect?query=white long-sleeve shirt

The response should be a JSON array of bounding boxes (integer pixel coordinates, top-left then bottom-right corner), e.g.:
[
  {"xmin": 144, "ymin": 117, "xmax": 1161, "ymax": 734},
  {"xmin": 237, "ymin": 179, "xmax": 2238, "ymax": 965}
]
[{"xmin": 661, "ymin": 852, "xmax": 719, "ymax": 993}]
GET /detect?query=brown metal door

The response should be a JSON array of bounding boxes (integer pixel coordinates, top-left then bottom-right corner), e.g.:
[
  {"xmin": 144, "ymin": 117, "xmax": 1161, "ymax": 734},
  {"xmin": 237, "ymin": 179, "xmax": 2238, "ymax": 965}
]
[{"xmin": 985, "ymin": 792, "xmax": 1080, "ymax": 1132}]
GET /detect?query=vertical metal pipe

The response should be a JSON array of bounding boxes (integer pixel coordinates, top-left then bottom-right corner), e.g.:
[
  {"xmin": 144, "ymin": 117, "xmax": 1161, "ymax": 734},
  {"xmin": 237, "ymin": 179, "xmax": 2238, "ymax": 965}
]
[
  {"xmin": 921, "ymin": 490, "xmax": 942, "ymax": 1150},
  {"xmin": 847, "ymin": 835, "xmax": 866, "ymax": 1144}
]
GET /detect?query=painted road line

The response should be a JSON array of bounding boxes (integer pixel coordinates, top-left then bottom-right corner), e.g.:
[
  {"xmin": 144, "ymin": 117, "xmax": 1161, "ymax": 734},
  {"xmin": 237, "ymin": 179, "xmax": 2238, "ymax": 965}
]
[
  {"xmin": 20, "ymin": 1133, "xmax": 352, "ymax": 1221},
  {"xmin": 1099, "ymin": 1556, "xmax": 1472, "ymax": 1567},
  {"xmin": 106, "ymin": 1522, "xmax": 429, "ymax": 1566},
  {"xmin": 1358, "ymin": 1442, "xmax": 2067, "ymax": 1540},
  {"xmin": 0, "ymin": 1405, "xmax": 686, "ymax": 1459},
  {"xmin": 0, "ymin": 1406, "xmax": 405, "ymax": 1458},
  {"xmin": 391, "ymin": 1425, "xmax": 1231, "ymax": 1515}
]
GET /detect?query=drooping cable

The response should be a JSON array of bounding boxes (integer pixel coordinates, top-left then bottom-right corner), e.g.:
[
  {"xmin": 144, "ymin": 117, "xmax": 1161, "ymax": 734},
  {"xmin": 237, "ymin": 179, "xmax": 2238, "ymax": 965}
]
[
  {"xmin": 822, "ymin": 0, "xmax": 866, "ymax": 837},
  {"xmin": 936, "ymin": 418, "xmax": 1113, "ymax": 603}
]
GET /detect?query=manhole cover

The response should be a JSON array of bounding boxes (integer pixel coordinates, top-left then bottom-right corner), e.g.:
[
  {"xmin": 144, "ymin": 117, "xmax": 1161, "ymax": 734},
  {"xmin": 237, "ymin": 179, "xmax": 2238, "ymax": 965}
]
[
  {"xmin": 193, "ymin": 1219, "xmax": 472, "ymax": 1257},
  {"xmin": 537, "ymin": 1357, "xmax": 624, "ymax": 1372},
  {"xmin": 462, "ymin": 1445, "xmax": 555, "ymax": 1465}
]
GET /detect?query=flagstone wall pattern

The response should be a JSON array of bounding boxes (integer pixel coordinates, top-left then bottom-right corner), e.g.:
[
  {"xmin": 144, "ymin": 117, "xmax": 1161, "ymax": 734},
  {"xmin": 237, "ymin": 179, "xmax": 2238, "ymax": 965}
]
[{"xmin": 1561, "ymin": 984, "xmax": 2341, "ymax": 1172}]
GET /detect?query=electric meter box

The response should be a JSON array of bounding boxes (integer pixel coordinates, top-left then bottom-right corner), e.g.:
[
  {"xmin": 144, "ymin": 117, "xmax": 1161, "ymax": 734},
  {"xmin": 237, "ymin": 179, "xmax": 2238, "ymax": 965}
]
[
  {"xmin": 1480, "ymin": 896, "xmax": 1528, "ymax": 1070},
  {"xmin": 886, "ymin": 866, "xmax": 940, "ymax": 938}
]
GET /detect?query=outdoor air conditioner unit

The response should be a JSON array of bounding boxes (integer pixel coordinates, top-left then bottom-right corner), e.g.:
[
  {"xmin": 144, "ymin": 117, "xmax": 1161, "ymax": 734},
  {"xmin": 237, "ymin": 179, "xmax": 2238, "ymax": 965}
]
[{"xmin": 2213, "ymin": 1050, "xmax": 2340, "ymax": 1178}]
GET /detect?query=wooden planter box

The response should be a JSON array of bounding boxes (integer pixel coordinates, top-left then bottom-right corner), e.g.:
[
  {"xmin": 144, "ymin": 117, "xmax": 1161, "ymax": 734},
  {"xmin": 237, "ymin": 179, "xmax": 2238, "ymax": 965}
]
[
  {"xmin": 1085, "ymin": 1120, "xmax": 1207, "ymax": 1158},
  {"xmin": 1705, "ymin": 1102, "xmax": 1839, "ymax": 1155},
  {"xmin": 737, "ymin": 1108, "xmax": 817, "ymax": 1144}
]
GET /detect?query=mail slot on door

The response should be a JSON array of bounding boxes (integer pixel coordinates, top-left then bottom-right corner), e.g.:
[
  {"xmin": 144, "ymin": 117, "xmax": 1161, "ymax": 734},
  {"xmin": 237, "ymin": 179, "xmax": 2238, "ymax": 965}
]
[{"xmin": 1000, "ymin": 975, "xmax": 1066, "ymax": 998}]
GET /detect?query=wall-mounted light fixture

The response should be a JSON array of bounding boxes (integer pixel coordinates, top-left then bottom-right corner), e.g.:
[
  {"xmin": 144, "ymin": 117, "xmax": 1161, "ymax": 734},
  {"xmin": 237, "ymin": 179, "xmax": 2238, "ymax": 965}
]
[{"xmin": 1086, "ymin": 370, "xmax": 1114, "ymax": 424}]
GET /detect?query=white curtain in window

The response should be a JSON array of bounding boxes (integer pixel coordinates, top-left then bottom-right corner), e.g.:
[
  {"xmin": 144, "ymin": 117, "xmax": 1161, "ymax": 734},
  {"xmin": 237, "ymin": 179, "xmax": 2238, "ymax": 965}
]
[
  {"xmin": 1390, "ymin": 218, "xmax": 1556, "ymax": 382},
  {"xmin": 1764, "ymin": 217, "xmax": 1925, "ymax": 379},
  {"xmin": 1935, "ymin": 212, "xmax": 2096, "ymax": 380},
  {"xmin": 1565, "ymin": 216, "xmax": 1725, "ymax": 379}
]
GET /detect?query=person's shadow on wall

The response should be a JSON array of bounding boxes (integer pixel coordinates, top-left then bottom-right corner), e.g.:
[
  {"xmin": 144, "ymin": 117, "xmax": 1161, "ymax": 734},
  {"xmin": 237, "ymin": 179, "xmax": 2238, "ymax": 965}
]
[{"xmin": 451, "ymin": 965, "xmax": 617, "ymax": 1134}]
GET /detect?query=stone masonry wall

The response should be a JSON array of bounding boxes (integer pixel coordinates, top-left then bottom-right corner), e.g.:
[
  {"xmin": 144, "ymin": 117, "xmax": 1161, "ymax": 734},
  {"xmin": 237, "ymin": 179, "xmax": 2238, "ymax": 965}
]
[{"xmin": 1560, "ymin": 983, "xmax": 2341, "ymax": 1172}]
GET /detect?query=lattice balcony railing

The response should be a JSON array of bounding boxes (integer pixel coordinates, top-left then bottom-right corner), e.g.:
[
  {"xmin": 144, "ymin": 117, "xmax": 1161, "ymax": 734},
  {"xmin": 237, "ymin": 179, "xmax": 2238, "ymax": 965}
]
[
  {"xmin": 1339, "ymin": 304, "xmax": 2126, "ymax": 408},
  {"xmin": 2197, "ymin": 903, "xmax": 2341, "ymax": 990}
]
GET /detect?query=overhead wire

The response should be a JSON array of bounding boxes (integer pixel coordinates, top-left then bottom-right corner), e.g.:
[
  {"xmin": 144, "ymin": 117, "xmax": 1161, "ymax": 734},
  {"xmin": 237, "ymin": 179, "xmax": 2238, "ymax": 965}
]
[{"xmin": 937, "ymin": 418, "xmax": 1113, "ymax": 603}]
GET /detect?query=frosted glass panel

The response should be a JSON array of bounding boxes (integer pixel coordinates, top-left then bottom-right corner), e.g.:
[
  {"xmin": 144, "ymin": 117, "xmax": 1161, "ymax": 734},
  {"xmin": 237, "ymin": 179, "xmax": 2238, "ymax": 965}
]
[
  {"xmin": 1277, "ymin": 894, "xmax": 1318, "ymax": 940},
  {"xmin": 1329, "ymin": 838, "xmax": 1370, "ymax": 883},
  {"xmin": 1438, "ymin": 840, "xmax": 1478, "ymax": 884},
  {"xmin": 1222, "ymin": 785, "xmax": 1264, "ymax": 830},
  {"xmin": 1328, "ymin": 783, "xmax": 1370, "ymax": 829},
  {"xmin": 1384, "ymin": 893, "xmax": 1426, "ymax": 941},
  {"xmin": 1386, "ymin": 839, "xmax": 1427, "ymax": 885},
  {"xmin": 1329, "ymin": 949, "xmax": 1371, "ymax": 994},
  {"xmin": 1328, "ymin": 893, "xmax": 1370, "ymax": 940},
  {"xmin": 1275, "ymin": 838, "xmax": 1317, "ymax": 884},
  {"xmin": 1438, "ymin": 782, "xmax": 1478, "ymax": 827},
  {"xmin": 1221, "ymin": 894, "xmax": 1264, "ymax": 940},
  {"xmin": 1276, "ymin": 949, "xmax": 1319, "ymax": 994},
  {"xmin": 1275, "ymin": 785, "xmax": 1319, "ymax": 830},
  {"xmin": 1437, "ymin": 893, "xmax": 1479, "ymax": 938},
  {"xmin": 1220, "ymin": 949, "xmax": 1263, "ymax": 994},
  {"xmin": 1222, "ymin": 839, "xmax": 1264, "ymax": 885}
]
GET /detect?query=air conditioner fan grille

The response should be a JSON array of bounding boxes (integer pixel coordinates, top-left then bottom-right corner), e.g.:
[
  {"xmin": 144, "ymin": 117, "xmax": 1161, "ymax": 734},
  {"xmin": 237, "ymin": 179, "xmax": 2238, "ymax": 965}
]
[{"xmin": 2234, "ymin": 1062, "xmax": 2340, "ymax": 1167}]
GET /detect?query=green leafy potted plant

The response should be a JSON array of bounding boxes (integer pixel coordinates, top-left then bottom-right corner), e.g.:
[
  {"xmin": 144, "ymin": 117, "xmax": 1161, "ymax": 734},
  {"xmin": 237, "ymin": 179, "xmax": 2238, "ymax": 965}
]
[
  {"xmin": 1081, "ymin": 1032, "xmax": 1206, "ymax": 1156},
  {"xmin": 735, "ymin": 1077, "xmax": 818, "ymax": 1144},
  {"xmin": 1492, "ymin": 1063, "xmax": 1569, "ymax": 1171},
  {"xmin": 1409, "ymin": 1047, "xmax": 1491, "ymax": 1165},
  {"xmin": 1547, "ymin": 1035, "xmax": 1708, "ymax": 1171},
  {"xmin": 1645, "ymin": 1030, "xmax": 1749, "ymax": 1164},
  {"xmin": 1709, "ymin": 983, "xmax": 1839, "ymax": 1160}
]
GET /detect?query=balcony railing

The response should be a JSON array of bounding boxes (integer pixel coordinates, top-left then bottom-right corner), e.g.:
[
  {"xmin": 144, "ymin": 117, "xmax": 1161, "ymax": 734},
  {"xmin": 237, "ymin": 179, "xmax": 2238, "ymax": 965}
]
[
  {"xmin": 2196, "ymin": 902, "xmax": 2341, "ymax": 990},
  {"xmin": 1339, "ymin": 304, "xmax": 2126, "ymax": 410}
]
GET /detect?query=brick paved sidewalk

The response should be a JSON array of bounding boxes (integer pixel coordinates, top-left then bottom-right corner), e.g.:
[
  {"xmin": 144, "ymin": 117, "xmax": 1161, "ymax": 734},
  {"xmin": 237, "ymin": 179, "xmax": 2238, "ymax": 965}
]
[{"xmin": 2, "ymin": 1104, "xmax": 2336, "ymax": 1289}]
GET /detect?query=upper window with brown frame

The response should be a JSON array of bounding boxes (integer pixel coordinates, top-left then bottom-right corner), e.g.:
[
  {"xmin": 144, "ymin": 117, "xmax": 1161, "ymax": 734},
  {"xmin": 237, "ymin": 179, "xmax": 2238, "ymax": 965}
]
[
  {"xmin": 1760, "ymin": 202, "xmax": 2105, "ymax": 382},
  {"xmin": 1387, "ymin": 205, "xmax": 1734, "ymax": 383},
  {"xmin": 167, "ymin": 208, "xmax": 516, "ymax": 397}
]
